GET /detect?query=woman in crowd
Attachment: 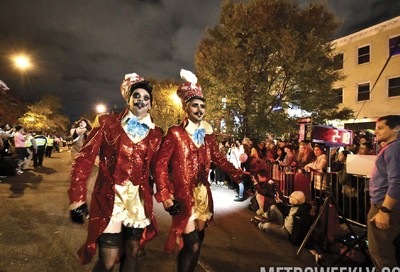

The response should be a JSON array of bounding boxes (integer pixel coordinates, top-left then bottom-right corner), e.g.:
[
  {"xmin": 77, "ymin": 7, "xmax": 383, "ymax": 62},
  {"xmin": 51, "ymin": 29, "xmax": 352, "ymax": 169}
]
[
  {"xmin": 13, "ymin": 125, "xmax": 27, "ymax": 175},
  {"xmin": 69, "ymin": 118, "xmax": 92, "ymax": 160},
  {"xmin": 227, "ymin": 140, "xmax": 241, "ymax": 189},
  {"xmin": 304, "ymin": 145, "xmax": 328, "ymax": 198},
  {"xmin": 293, "ymin": 142, "xmax": 315, "ymax": 201}
]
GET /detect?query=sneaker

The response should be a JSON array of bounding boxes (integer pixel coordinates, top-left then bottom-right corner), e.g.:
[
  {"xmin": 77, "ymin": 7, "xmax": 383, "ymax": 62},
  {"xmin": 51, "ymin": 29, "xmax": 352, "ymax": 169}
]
[
  {"xmin": 254, "ymin": 215, "xmax": 271, "ymax": 223},
  {"xmin": 250, "ymin": 218, "xmax": 259, "ymax": 225},
  {"xmin": 256, "ymin": 209, "xmax": 264, "ymax": 216},
  {"xmin": 234, "ymin": 197, "xmax": 244, "ymax": 202}
]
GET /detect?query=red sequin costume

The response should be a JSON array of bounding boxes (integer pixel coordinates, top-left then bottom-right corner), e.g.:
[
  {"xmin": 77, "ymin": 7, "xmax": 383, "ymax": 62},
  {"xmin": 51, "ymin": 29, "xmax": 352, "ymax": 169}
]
[
  {"xmin": 68, "ymin": 108, "xmax": 163, "ymax": 264},
  {"xmin": 154, "ymin": 118, "xmax": 242, "ymax": 252}
]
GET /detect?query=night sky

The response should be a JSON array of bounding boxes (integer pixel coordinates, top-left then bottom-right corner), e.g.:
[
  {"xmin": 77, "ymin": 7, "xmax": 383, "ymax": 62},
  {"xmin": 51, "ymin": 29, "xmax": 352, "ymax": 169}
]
[{"xmin": 1, "ymin": 0, "xmax": 400, "ymax": 122}]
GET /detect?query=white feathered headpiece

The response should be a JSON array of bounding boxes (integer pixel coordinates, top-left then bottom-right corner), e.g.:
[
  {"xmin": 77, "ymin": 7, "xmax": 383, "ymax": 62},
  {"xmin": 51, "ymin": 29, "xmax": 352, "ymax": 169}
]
[{"xmin": 176, "ymin": 69, "xmax": 204, "ymax": 104}]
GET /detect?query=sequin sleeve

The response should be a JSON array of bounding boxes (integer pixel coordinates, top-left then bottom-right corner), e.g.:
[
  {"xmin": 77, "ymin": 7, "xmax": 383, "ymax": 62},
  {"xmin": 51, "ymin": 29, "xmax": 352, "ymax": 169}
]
[
  {"xmin": 68, "ymin": 116, "xmax": 104, "ymax": 204},
  {"xmin": 154, "ymin": 128, "xmax": 176, "ymax": 203},
  {"xmin": 209, "ymin": 133, "xmax": 243, "ymax": 184}
]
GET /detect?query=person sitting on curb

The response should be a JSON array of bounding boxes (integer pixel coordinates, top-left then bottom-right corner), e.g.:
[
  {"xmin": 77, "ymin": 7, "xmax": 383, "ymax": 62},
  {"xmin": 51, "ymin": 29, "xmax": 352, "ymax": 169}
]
[{"xmin": 256, "ymin": 191, "xmax": 307, "ymax": 240}]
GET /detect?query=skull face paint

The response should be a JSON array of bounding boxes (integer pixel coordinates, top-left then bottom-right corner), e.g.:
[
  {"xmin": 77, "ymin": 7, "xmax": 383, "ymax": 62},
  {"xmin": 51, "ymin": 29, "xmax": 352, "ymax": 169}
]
[
  {"xmin": 185, "ymin": 98, "xmax": 205, "ymax": 124},
  {"xmin": 129, "ymin": 88, "xmax": 151, "ymax": 118}
]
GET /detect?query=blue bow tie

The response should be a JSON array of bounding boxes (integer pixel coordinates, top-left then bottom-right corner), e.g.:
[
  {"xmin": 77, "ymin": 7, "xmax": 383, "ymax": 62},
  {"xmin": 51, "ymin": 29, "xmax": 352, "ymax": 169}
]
[
  {"xmin": 193, "ymin": 128, "xmax": 206, "ymax": 145},
  {"xmin": 126, "ymin": 116, "xmax": 149, "ymax": 138}
]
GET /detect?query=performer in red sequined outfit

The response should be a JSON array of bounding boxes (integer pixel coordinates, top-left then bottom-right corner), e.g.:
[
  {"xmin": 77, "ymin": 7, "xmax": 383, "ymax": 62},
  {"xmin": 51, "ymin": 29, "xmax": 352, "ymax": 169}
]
[
  {"xmin": 68, "ymin": 73, "xmax": 163, "ymax": 271},
  {"xmin": 154, "ymin": 69, "xmax": 243, "ymax": 272}
]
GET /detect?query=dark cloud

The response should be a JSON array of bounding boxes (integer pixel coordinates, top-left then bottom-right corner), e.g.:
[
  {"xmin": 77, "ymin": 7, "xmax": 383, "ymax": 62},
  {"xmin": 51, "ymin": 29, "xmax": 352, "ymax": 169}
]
[
  {"xmin": 325, "ymin": 0, "xmax": 400, "ymax": 36},
  {"xmin": 0, "ymin": 0, "xmax": 399, "ymax": 122}
]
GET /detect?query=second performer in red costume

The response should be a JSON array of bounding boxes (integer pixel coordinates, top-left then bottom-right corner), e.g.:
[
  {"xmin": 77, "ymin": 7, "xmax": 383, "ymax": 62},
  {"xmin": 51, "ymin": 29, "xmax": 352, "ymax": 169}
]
[{"xmin": 154, "ymin": 69, "xmax": 244, "ymax": 272}]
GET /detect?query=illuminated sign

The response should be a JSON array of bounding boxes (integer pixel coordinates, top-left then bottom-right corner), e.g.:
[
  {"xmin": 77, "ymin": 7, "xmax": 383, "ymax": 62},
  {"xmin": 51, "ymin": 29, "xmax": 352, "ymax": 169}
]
[{"xmin": 305, "ymin": 124, "xmax": 353, "ymax": 146}]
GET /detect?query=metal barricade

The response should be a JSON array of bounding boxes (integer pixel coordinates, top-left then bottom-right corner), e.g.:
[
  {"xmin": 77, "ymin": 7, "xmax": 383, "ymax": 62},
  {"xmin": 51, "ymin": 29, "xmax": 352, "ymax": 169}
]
[
  {"xmin": 265, "ymin": 162, "xmax": 370, "ymax": 227},
  {"xmin": 311, "ymin": 172, "xmax": 370, "ymax": 227}
]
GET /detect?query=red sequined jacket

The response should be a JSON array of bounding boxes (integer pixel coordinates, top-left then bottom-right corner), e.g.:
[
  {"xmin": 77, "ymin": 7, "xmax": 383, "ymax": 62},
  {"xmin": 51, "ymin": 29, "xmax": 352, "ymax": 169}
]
[
  {"xmin": 154, "ymin": 118, "xmax": 242, "ymax": 252},
  {"xmin": 68, "ymin": 109, "xmax": 163, "ymax": 264}
]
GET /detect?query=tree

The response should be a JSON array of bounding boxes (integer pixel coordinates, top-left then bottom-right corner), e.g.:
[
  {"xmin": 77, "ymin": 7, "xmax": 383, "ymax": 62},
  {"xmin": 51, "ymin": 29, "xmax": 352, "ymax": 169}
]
[
  {"xmin": 19, "ymin": 95, "xmax": 70, "ymax": 133},
  {"xmin": 195, "ymin": 0, "xmax": 353, "ymax": 139},
  {"xmin": 0, "ymin": 84, "xmax": 27, "ymax": 125}
]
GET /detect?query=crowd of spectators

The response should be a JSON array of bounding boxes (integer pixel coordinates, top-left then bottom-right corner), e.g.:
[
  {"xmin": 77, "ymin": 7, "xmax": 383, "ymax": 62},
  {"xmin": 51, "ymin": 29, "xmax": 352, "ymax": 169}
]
[
  {"xmin": 208, "ymin": 130, "xmax": 378, "ymax": 264},
  {"xmin": 0, "ymin": 123, "xmax": 66, "ymax": 179}
]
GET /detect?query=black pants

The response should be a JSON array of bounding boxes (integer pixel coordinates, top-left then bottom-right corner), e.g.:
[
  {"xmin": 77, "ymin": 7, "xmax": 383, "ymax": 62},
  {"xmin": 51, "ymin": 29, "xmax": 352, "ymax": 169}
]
[
  {"xmin": 33, "ymin": 147, "xmax": 45, "ymax": 166},
  {"xmin": 45, "ymin": 146, "xmax": 53, "ymax": 157}
]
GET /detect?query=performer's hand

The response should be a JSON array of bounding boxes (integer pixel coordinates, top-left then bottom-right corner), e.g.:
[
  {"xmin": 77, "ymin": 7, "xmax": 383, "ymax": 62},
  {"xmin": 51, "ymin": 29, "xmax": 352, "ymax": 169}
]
[
  {"xmin": 163, "ymin": 199, "xmax": 174, "ymax": 210},
  {"xmin": 70, "ymin": 203, "xmax": 89, "ymax": 224},
  {"xmin": 370, "ymin": 211, "xmax": 390, "ymax": 230},
  {"xmin": 164, "ymin": 199, "xmax": 180, "ymax": 216}
]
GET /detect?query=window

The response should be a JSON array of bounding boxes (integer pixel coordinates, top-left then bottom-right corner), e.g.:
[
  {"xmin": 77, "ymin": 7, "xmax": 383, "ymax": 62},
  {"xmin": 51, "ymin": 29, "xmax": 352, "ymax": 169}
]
[
  {"xmin": 388, "ymin": 77, "xmax": 400, "ymax": 97},
  {"xmin": 357, "ymin": 83, "xmax": 370, "ymax": 101},
  {"xmin": 358, "ymin": 45, "xmax": 370, "ymax": 64},
  {"xmin": 333, "ymin": 53, "xmax": 343, "ymax": 70},
  {"xmin": 389, "ymin": 36, "xmax": 400, "ymax": 56},
  {"xmin": 333, "ymin": 87, "xmax": 343, "ymax": 103}
]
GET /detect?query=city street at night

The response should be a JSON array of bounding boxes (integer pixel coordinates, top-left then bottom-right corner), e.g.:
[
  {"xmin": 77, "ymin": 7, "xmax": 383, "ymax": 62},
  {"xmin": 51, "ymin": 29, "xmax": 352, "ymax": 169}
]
[{"xmin": 0, "ymin": 149, "xmax": 316, "ymax": 272}]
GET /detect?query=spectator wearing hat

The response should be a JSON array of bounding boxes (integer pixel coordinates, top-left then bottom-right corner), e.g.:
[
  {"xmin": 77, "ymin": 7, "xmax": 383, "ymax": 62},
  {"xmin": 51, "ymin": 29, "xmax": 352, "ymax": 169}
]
[
  {"xmin": 68, "ymin": 72, "xmax": 163, "ymax": 271},
  {"xmin": 154, "ymin": 69, "xmax": 244, "ymax": 272}
]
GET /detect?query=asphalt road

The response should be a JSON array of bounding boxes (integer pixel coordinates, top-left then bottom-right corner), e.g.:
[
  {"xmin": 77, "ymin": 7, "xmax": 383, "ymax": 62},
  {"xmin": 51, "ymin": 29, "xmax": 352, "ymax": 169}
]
[{"xmin": 0, "ymin": 150, "xmax": 316, "ymax": 272}]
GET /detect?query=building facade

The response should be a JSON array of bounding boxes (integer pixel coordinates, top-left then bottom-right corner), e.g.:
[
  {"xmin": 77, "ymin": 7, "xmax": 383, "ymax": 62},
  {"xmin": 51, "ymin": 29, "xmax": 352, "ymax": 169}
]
[{"xmin": 332, "ymin": 16, "xmax": 400, "ymax": 131}]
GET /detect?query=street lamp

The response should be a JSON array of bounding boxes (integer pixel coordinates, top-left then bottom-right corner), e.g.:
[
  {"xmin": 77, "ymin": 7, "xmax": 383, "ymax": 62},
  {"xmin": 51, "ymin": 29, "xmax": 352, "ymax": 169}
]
[
  {"xmin": 96, "ymin": 103, "xmax": 107, "ymax": 114},
  {"xmin": 13, "ymin": 54, "xmax": 32, "ymax": 71},
  {"xmin": 10, "ymin": 54, "xmax": 33, "ymax": 90}
]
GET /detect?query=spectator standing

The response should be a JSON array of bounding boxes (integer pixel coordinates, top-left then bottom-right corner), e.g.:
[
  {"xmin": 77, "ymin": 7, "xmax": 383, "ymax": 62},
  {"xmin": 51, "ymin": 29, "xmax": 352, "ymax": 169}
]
[
  {"xmin": 305, "ymin": 145, "xmax": 328, "ymax": 191},
  {"xmin": 34, "ymin": 132, "xmax": 47, "ymax": 168},
  {"xmin": 368, "ymin": 115, "xmax": 400, "ymax": 270},
  {"xmin": 294, "ymin": 142, "xmax": 315, "ymax": 201},
  {"xmin": 70, "ymin": 118, "xmax": 92, "ymax": 160},
  {"xmin": 235, "ymin": 137, "xmax": 252, "ymax": 201},
  {"xmin": 214, "ymin": 141, "xmax": 227, "ymax": 185},
  {"xmin": 227, "ymin": 141, "xmax": 241, "ymax": 189},
  {"xmin": 45, "ymin": 135, "xmax": 54, "ymax": 157},
  {"xmin": 23, "ymin": 131, "xmax": 37, "ymax": 170},
  {"xmin": 0, "ymin": 124, "xmax": 14, "ymax": 157},
  {"xmin": 13, "ymin": 126, "xmax": 26, "ymax": 174}
]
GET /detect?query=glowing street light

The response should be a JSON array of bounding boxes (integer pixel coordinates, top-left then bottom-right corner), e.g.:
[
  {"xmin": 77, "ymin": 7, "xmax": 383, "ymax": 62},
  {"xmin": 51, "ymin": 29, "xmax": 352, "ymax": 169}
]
[
  {"xmin": 96, "ymin": 104, "xmax": 107, "ymax": 114},
  {"xmin": 13, "ymin": 54, "xmax": 32, "ymax": 71}
]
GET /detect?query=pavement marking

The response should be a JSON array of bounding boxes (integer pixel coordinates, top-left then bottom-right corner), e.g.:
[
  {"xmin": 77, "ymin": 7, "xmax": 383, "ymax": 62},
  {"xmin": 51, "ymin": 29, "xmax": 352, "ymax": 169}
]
[{"xmin": 198, "ymin": 259, "xmax": 215, "ymax": 272}]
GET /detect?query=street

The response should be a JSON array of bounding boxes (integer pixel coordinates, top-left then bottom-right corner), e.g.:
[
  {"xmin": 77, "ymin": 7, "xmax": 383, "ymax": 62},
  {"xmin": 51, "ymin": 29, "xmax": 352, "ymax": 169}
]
[{"xmin": 0, "ymin": 150, "xmax": 316, "ymax": 272}]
